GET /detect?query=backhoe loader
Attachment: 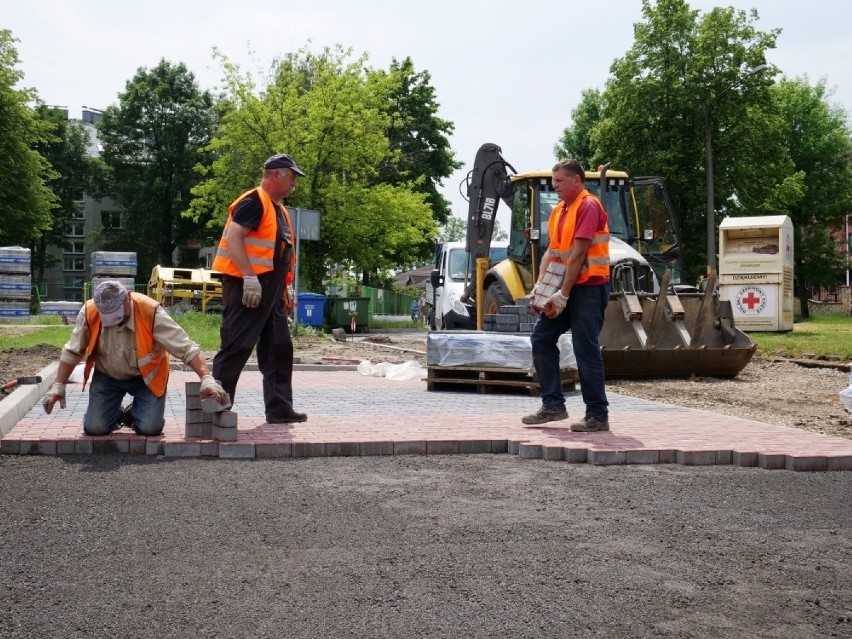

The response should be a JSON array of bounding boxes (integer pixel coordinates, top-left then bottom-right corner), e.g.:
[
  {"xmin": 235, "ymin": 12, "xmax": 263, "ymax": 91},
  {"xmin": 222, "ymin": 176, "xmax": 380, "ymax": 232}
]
[{"xmin": 451, "ymin": 142, "xmax": 756, "ymax": 379}]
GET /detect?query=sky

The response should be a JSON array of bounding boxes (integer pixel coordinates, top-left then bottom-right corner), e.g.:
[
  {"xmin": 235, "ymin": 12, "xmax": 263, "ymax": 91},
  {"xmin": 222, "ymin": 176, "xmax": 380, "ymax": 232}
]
[{"xmin": 6, "ymin": 0, "xmax": 851, "ymax": 233}]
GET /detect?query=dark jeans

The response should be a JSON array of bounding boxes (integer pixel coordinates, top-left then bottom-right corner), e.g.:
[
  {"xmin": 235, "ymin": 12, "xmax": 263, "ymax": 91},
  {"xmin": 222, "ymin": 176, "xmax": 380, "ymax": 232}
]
[
  {"xmin": 84, "ymin": 369, "xmax": 165, "ymax": 436},
  {"xmin": 212, "ymin": 271, "xmax": 295, "ymax": 420},
  {"xmin": 530, "ymin": 282, "xmax": 610, "ymax": 421}
]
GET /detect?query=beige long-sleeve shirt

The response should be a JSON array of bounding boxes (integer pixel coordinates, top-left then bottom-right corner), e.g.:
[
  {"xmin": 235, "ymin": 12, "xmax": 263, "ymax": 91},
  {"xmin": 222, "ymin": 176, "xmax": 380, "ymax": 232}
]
[{"xmin": 60, "ymin": 299, "xmax": 203, "ymax": 381}]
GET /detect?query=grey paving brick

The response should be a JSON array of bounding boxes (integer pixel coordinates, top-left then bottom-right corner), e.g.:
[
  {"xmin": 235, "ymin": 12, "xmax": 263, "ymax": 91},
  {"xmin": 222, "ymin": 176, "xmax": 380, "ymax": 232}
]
[{"xmin": 212, "ymin": 424, "xmax": 238, "ymax": 442}]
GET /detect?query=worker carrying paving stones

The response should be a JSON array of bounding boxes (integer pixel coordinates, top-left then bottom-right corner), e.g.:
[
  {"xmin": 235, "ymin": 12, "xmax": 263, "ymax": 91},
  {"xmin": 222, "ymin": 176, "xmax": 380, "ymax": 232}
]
[{"xmin": 41, "ymin": 280, "xmax": 229, "ymax": 436}]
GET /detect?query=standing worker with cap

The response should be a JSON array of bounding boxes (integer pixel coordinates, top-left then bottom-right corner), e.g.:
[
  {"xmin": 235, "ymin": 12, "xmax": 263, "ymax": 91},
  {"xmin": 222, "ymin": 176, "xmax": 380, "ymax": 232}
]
[
  {"xmin": 211, "ymin": 153, "xmax": 307, "ymax": 423},
  {"xmin": 41, "ymin": 280, "xmax": 229, "ymax": 435}
]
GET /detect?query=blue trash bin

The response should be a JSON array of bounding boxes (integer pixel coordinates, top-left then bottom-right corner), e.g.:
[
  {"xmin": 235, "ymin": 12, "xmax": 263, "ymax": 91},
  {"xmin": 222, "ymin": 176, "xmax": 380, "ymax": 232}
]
[{"xmin": 296, "ymin": 292, "xmax": 326, "ymax": 327}]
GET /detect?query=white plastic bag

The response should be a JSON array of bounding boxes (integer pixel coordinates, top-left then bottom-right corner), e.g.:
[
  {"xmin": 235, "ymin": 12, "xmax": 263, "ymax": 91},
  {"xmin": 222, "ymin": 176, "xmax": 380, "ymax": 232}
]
[
  {"xmin": 840, "ymin": 370, "xmax": 852, "ymax": 414},
  {"xmin": 357, "ymin": 359, "xmax": 424, "ymax": 381},
  {"xmin": 385, "ymin": 360, "xmax": 425, "ymax": 381},
  {"xmin": 357, "ymin": 360, "xmax": 392, "ymax": 377}
]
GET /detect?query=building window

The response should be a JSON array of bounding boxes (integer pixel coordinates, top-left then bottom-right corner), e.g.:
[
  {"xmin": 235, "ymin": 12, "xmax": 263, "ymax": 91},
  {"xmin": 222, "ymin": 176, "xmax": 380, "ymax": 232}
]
[
  {"xmin": 66, "ymin": 222, "xmax": 85, "ymax": 237},
  {"xmin": 101, "ymin": 210, "xmax": 123, "ymax": 229},
  {"xmin": 65, "ymin": 240, "xmax": 85, "ymax": 254},
  {"xmin": 63, "ymin": 256, "xmax": 86, "ymax": 271},
  {"xmin": 72, "ymin": 201, "xmax": 86, "ymax": 219}
]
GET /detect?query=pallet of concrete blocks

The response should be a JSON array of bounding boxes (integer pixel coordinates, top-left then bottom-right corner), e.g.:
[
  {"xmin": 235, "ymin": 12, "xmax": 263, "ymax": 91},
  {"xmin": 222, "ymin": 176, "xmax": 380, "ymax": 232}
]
[
  {"xmin": 184, "ymin": 381, "xmax": 237, "ymax": 442},
  {"xmin": 91, "ymin": 251, "xmax": 137, "ymax": 277},
  {"xmin": 0, "ymin": 247, "xmax": 32, "ymax": 322}
]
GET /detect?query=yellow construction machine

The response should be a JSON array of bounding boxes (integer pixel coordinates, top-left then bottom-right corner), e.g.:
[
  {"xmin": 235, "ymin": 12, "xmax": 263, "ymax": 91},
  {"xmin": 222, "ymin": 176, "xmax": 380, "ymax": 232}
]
[{"xmin": 454, "ymin": 142, "xmax": 756, "ymax": 378}]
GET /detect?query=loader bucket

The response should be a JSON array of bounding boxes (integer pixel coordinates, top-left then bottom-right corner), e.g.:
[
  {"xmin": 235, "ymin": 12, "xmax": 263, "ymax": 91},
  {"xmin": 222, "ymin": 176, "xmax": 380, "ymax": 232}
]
[{"xmin": 599, "ymin": 290, "xmax": 756, "ymax": 379}]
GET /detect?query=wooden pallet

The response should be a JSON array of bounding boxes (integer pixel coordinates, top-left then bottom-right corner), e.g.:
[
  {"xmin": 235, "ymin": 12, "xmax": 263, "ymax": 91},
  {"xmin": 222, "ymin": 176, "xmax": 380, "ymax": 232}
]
[{"xmin": 425, "ymin": 366, "xmax": 578, "ymax": 396}]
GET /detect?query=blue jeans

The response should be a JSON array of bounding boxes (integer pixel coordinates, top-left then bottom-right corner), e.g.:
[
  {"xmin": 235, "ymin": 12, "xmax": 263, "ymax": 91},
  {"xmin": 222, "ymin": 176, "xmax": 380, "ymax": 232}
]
[
  {"xmin": 84, "ymin": 369, "xmax": 166, "ymax": 436},
  {"xmin": 530, "ymin": 282, "xmax": 610, "ymax": 420}
]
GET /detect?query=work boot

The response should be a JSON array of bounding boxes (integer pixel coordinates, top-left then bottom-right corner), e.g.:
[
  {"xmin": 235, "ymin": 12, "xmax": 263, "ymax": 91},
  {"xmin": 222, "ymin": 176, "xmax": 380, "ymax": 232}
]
[
  {"xmin": 570, "ymin": 416, "xmax": 610, "ymax": 432},
  {"xmin": 521, "ymin": 407, "xmax": 568, "ymax": 425},
  {"xmin": 116, "ymin": 403, "xmax": 135, "ymax": 430},
  {"xmin": 266, "ymin": 411, "xmax": 308, "ymax": 424}
]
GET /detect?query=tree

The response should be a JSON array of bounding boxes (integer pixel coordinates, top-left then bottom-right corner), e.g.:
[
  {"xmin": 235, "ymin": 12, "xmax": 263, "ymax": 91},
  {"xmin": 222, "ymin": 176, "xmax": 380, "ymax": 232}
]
[
  {"xmin": 371, "ymin": 57, "xmax": 461, "ymax": 228},
  {"xmin": 771, "ymin": 77, "xmax": 852, "ymax": 317},
  {"xmin": 30, "ymin": 106, "xmax": 100, "ymax": 287},
  {"xmin": 590, "ymin": 0, "xmax": 789, "ymax": 282},
  {"xmin": 188, "ymin": 46, "xmax": 438, "ymax": 291},
  {"xmin": 554, "ymin": 88, "xmax": 604, "ymax": 167},
  {"xmin": 0, "ymin": 30, "xmax": 56, "ymax": 248},
  {"xmin": 98, "ymin": 59, "xmax": 216, "ymax": 279}
]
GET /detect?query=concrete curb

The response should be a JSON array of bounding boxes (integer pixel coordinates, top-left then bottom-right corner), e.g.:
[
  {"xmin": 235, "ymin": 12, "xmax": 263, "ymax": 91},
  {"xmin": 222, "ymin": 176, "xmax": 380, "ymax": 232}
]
[{"xmin": 0, "ymin": 362, "xmax": 58, "ymax": 437}]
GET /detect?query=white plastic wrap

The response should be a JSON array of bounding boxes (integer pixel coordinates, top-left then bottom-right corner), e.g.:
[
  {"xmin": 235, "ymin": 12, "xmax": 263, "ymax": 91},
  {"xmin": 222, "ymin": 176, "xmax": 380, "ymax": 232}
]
[
  {"xmin": 840, "ymin": 370, "xmax": 852, "ymax": 414},
  {"xmin": 357, "ymin": 360, "xmax": 425, "ymax": 381},
  {"xmin": 426, "ymin": 331, "xmax": 577, "ymax": 370}
]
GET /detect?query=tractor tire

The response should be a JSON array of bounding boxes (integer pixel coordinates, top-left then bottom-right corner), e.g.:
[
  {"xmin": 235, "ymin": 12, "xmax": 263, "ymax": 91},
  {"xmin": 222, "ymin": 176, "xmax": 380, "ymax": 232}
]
[{"xmin": 485, "ymin": 281, "xmax": 514, "ymax": 315}]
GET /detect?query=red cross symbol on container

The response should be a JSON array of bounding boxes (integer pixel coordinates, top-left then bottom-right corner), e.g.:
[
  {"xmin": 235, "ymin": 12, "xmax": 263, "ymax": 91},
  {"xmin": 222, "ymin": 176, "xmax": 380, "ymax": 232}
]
[{"xmin": 741, "ymin": 290, "xmax": 762, "ymax": 309}]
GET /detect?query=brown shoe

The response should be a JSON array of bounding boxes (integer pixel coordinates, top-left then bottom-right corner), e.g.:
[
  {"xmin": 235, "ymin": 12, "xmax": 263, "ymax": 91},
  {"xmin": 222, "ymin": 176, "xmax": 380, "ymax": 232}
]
[
  {"xmin": 522, "ymin": 407, "xmax": 568, "ymax": 425},
  {"xmin": 570, "ymin": 416, "xmax": 610, "ymax": 432},
  {"xmin": 267, "ymin": 412, "xmax": 308, "ymax": 424}
]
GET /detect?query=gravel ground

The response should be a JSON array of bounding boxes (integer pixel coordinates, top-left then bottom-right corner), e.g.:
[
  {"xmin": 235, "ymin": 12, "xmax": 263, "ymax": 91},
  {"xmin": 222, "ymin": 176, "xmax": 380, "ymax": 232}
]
[{"xmin": 0, "ymin": 455, "xmax": 850, "ymax": 639}]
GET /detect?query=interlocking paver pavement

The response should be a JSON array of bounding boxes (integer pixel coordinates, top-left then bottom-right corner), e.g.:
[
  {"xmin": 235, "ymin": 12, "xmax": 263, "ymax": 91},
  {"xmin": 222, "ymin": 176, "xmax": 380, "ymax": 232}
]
[{"xmin": 2, "ymin": 364, "xmax": 851, "ymax": 470}]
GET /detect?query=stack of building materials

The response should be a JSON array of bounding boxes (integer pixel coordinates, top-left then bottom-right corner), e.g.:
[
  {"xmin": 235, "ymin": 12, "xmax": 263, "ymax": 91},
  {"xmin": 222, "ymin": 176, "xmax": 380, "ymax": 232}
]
[
  {"xmin": 90, "ymin": 251, "xmax": 137, "ymax": 291},
  {"xmin": 425, "ymin": 331, "xmax": 577, "ymax": 395},
  {"xmin": 0, "ymin": 247, "xmax": 32, "ymax": 322},
  {"xmin": 41, "ymin": 301, "xmax": 84, "ymax": 321}
]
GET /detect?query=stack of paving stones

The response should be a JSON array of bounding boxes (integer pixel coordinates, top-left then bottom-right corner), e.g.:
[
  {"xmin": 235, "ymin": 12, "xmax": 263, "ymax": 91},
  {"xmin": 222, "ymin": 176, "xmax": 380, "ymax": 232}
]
[
  {"xmin": 484, "ymin": 297, "xmax": 535, "ymax": 333},
  {"xmin": 184, "ymin": 381, "xmax": 237, "ymax": 442},
  {"xmin": 0, "ymin": 246, "xmax": 32, "ymax": 322},
  {"xmin": 90, "ymin": 251, "xmax": 137, "ymax": 291}
]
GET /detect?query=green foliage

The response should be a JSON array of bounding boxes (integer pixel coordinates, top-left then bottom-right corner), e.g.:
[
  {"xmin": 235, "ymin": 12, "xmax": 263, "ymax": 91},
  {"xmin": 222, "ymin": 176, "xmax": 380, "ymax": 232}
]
[
  {"xmin": 0, "ymin": 30, "xmax": 57, "ymax": 247},
  {"xmin": 371, "ymin": 57, "xmax": 462, "ymax": 228},
  {"xmin": 770, "ymin": 77, "xmax": 852, "ymax": 314},
  {"xmin": 555, "ymin": 88, "xmax": 604, "ymax": 168},
  {"xmin": 188, "ymin": 46, "xmax": 439, "ymax": 292},
  {"xmin": 30, "ymin": 106, "xmax": 99, "ymax": 285},
  {"xmin": 590, "ymin": 0, "xmax": 782, "ymax": 282},
  {"xmin": 97, "ymin": 59, "xmax": 217, "ymax": 279},
  {"xmin": 438, "ymin": 216, "xmax": 466, "ymax": 242}
]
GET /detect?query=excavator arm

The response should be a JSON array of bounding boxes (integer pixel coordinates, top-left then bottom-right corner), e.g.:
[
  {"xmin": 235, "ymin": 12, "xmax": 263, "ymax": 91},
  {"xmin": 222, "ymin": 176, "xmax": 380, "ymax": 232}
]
[{"xmin": 464, "ymin": 143, "xmax": 517, "ymax": 328}]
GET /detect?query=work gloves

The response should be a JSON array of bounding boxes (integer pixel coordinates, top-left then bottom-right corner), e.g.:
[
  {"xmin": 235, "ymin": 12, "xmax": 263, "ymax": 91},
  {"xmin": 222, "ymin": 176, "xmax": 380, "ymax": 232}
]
[
  {"xmin": 200, "ymin": 375, "xmax": 229, "ymax": 405},
  {"xmin": 42, "ymin": 382, "xmax": 66, "ymax": 414},
  {"xmin": 544, "ymin": 290, "xmax": 569, "ymax": 318},
  {"xmin": 242, "ymin": 275, "xmax": 262, "ymax": 308}
]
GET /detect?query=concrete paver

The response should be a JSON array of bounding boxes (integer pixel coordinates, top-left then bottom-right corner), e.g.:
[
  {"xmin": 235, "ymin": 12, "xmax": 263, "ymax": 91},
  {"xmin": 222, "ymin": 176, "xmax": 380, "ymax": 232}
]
[{"xmin": 1, "ymin": 363, "xmax": 851, "ymax": 470}]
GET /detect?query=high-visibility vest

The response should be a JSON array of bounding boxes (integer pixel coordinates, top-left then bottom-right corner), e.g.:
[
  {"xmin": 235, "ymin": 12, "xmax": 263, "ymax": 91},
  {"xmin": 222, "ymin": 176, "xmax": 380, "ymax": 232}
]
[
  {"xmin": 211, "ymin": 187, "xmax": 296, "ymax": 285},
  {"xmin": 547, "ymin": 190, "xmax": 610, "ymax": 284},
  {"xmin": 83, "ymin": 293, "xmax": 170, "ymax": 397}
]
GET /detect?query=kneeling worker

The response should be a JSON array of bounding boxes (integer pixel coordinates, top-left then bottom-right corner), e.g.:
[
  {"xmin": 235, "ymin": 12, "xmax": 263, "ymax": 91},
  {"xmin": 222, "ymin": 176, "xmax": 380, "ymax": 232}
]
[{"xmin": 42, "ymin": 280, "xmax": 229, "ymax": 435}]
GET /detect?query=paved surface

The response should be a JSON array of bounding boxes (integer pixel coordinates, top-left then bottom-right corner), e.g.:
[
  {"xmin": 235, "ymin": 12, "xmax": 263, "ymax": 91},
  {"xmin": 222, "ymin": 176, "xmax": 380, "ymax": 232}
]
[{"xmin": 2, "ymin": 363, "xmax": 852, "ymax": 471}]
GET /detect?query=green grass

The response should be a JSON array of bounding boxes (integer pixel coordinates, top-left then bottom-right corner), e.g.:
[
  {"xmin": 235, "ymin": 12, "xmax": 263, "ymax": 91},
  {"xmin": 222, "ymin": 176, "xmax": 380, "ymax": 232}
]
[
  {"xmin": 749, "ymin": 314, "xmax": 852, "ymax": 360},
  {"xmin": 2, "ymin": 311, "xmax": 848, "ymax": 361}
]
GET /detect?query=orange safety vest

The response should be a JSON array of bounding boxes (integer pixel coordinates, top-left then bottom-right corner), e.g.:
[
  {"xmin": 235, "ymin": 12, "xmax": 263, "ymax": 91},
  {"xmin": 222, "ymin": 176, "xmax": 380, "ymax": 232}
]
[
  {"xmin": 211, "ymin": 187, "xmax": 296, "ymax": 286},
  {"xmin": 83, "ymin": 293, "xmax": 170, "ymax": 397},
  {"xmin": 547, "ymin": 190, "xmax": 610, "ymax": 284}
]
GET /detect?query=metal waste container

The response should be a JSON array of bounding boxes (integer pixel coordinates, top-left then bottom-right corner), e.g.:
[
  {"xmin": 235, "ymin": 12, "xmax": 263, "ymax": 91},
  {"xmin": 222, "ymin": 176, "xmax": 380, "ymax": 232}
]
[{"xmin": 324, "ymin": 296, "xmax": 370, "ymax": 333}]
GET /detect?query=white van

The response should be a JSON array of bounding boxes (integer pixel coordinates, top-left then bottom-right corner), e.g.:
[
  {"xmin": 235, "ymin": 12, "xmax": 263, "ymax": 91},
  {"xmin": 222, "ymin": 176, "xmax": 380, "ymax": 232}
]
[{"xmin": 427, "ymin": 241, "xmax": 510, "ymax": 330}]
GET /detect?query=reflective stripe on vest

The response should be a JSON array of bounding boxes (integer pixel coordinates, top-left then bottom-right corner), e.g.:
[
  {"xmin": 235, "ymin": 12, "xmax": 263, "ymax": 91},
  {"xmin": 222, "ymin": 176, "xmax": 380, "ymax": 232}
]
[
  {"xmin": 82, "ymin": 293, "xmax": 170, "ymax": 397},
  {"xmin": 546, "ymin": 190, "xmax": 610, "ymax": 284},
  {"xmin": 211, "ymin": 186, "xmax": 296, "ymax": 284}
]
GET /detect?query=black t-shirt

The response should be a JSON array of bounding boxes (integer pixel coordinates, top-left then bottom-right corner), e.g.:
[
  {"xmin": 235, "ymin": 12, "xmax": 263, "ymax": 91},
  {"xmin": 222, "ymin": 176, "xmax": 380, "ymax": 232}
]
[{"xmin": 231, "ymin": 190, "xmax": 293, "ymax": 268}]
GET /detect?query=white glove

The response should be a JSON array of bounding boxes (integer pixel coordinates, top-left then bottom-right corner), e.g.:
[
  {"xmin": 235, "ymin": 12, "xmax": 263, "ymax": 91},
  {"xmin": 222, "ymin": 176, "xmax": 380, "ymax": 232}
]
[
  {"xmin": 200, "ymin": 375, "xmax": 229, "ymax": 405},
  {"xmin": 544, "ymin": 290, "xmax": 569, "ymax": 318},
  {"xmin": 242, "ymin": 275, "xmax": 262, "ymax": 308},
  {"xmin": 42, "ymin": 382, "xmax": 66, "ymax": 414},
  {"xmin": 529, "ymin": 282, "xmax": 545, "ymax": 299}
]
